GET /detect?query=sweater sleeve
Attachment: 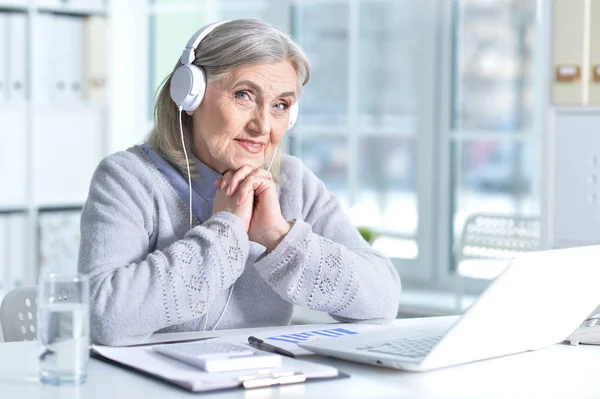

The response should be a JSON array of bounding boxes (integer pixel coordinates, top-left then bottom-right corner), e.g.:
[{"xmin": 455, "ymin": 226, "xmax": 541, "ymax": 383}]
[
  {"xmin": 78, "ymin": 153, "xmax": 249, "ymax": 345},
  {"xmin": 253, "ymin": 159, "xmax": 401, "ymax": 324}
]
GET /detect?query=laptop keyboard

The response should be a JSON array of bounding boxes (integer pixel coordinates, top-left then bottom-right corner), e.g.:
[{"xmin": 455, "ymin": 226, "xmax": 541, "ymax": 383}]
[{"xmin": 357, "ymin": 334, "xmax": 444, "ymax": 358}]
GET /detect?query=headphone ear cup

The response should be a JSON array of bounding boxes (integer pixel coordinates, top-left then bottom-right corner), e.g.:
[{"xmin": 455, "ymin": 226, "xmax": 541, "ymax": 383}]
[
  {"xmin": 287, "ymin": 102, "xmax": 299, "ymax": 131},
  {"xmin": 170, "ymin": 64, "xmax": 207, "ymax": 111}
]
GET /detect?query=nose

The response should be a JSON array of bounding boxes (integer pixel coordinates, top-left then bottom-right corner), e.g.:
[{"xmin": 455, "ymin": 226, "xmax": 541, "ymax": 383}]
[{"xmin": 247, "ymin": 104, "xmax": 271, "ymax": 136}]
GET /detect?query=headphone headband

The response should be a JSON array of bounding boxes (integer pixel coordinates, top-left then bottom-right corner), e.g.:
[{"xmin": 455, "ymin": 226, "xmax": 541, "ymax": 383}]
[{"xmin": 181, "ymin": 21, "xmax": 229, "ymax": 65}]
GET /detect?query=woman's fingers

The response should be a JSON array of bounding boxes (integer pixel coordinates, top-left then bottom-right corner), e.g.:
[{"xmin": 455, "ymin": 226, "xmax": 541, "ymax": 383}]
[
  {"xmin": 222, "ymin": 166, "xmax": 253, "ymax": 196},
  {"xmin": 236, "ymin": 175, "xmax": 273, "ymax": 205},
  {"xmin": 217, "ymin": 171, "xmax": 233, "ymax": 190},
  {"xmin": 220, "ymin": 166, "xmax": 273, "ymax": 196}
]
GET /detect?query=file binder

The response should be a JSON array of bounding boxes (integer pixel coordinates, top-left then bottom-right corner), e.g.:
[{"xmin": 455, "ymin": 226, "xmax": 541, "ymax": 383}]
[
  {"xmin": 6, "ymin": 12, "xmax": 27, "ymax": 103},
  {"xmin": 68, "ymin": 16, "xmax": 85, "ymax": 102},
  {"xmin": 51, "ymin": 15, "xmax": 84, "ymax": 102},
  {"xmin": 84, "ymin": 16, "xmax": 108, "ymax": 102},
  {"xmin": 0, "ymin": 14, "xmax": 8, "ymax": 103},
  {"xmin": 552, "ymin": 0, "xmax": 588, "ymax": 105},
  {"xmin": 590, "ymin": 0, "xmax": 600, "ymax": 105},
  {"xmin": 31, "ymin": 13, "xmax": 52, "ymax": 103}
]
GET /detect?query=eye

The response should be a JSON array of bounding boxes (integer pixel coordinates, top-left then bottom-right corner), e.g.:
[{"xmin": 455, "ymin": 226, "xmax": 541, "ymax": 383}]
[
  {"xmin": 274, "ymin": 102, "xmax": 289, "ymax": 111},
  {"xmin": 235, "ymin": 91, "xmax": 250, "ymax": 100}
]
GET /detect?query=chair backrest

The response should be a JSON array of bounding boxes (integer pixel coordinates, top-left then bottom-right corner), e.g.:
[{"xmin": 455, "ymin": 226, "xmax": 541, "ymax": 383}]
[
  {"xmin": 457, "ymin": 213, "xmax": 541, "ymax": 263},
  {"xmin": 0, "ymin": 286, "xmax": 38, "ymax": 342}
]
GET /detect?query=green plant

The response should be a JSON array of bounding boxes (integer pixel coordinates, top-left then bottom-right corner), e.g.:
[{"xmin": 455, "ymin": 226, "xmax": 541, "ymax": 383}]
[{"xmin": 356, "ymin": 226, "xmax": 375, "ymax": 244}]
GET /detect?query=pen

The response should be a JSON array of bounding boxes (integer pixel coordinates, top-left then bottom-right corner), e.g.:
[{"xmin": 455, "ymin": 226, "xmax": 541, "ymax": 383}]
[{"xmin": 248, "ymin": 336, "xmax": 296, "ymax": 358}]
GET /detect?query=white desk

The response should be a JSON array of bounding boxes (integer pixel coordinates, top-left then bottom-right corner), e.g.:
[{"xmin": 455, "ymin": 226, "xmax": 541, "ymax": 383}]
[{"xmin": 1, "ymin": 316, "xmax": 600, "ymax": 399}]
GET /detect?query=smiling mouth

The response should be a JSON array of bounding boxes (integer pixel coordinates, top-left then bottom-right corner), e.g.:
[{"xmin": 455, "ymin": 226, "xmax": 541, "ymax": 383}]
[{"xmin": 235, "ymin": 139, "xmax": 265, "ymax": 155}]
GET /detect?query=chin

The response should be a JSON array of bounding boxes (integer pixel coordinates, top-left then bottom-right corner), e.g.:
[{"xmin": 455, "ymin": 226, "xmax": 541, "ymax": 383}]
[{"xmin": 227, "ymin": 157, "xmax": 264, "ymax": 171}]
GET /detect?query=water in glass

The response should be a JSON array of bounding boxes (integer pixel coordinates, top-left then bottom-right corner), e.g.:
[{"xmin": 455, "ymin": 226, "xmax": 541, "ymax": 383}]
[{"xmin": 38, "ymin": 302, "xmax": 89, "ymax": 385}]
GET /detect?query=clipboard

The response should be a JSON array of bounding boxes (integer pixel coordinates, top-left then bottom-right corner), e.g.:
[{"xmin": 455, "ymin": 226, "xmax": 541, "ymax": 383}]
[{"xmin": 91, "ymin": 338, "xmax": 347, "ymax": 393}]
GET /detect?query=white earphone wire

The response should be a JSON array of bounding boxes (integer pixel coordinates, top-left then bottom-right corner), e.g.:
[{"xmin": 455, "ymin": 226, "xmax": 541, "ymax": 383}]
[
  {"xmin": 178, "ymin": 107, "xmax": 193, "ymax": 230},
  {"xmin": 211, "ymin": 284, "xmax": 234, "ymax": 331},
  {"xmin": 267, "ymin": 146, "xmax": 278, "ymax": 173},
  {"xmin": 178, "ymin": 107, "xmax": 216, "ymax": 330},
  {"xmin": 203, "ymin": 304, "xmax": 210, "ymax": 331}
]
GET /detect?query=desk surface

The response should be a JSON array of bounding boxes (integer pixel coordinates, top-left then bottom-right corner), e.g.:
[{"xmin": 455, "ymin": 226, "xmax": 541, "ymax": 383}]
[{"xmin": 2, "ymin": 316, "xmax": 600, "ymax": 399}]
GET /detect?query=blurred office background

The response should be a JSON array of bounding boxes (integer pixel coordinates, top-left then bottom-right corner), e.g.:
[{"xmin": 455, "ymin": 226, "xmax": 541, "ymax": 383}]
[{"xmin": 0, "ymin": 0, "xmax": 599, "ymax": 334}]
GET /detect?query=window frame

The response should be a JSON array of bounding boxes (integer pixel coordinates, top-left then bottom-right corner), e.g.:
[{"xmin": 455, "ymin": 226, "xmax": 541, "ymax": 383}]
[{"xmin": 288, "ymin": 0, "xmax": 442, "ymax": 283}]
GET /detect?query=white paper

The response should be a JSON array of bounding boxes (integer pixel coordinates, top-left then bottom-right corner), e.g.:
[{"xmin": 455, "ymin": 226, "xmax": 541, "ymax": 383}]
[
  {"xmin": 92, "ymin": 338, "xmax": 338, "ymax": 393},
  {"xmin": 231, "ymin": 323, "xmax": 384, "ymax": 356}
]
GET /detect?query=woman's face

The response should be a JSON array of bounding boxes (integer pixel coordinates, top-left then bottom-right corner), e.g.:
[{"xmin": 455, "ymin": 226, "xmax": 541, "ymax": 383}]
[{"xmin": 189, "ymin": 61, "xmax": 298, "ymax": 173}]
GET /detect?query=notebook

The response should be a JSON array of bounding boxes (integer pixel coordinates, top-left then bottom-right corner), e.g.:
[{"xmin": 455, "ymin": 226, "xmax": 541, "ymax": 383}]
[
  {"xmin": 300, "ymin": 245, "xmax": 600, "ymax": 371},
  {"xmin": 91, "ymin": 338, "xmax": 344, "ymax": 393}
]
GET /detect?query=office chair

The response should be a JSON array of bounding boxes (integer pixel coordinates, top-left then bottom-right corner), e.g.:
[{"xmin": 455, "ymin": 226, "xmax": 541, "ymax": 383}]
[
  {"xmin": 0, "ymin": 286, "xmax": 38, "ymax": 342},
  {"xmin": 454, "ymin": 213, "xmax": 541, "ymax": 312}
]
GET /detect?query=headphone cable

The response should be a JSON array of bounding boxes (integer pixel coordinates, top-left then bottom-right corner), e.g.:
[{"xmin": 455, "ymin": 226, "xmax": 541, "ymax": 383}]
[{"xmin": 178, "ymin": 107, "xmax": 193, "ymax": 230}]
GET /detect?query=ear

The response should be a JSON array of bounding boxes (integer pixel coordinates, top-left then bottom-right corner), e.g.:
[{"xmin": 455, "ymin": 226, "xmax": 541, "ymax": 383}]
[{"xmin": 185, "ymin": 110, "xmax": 194, "ymax": 116}]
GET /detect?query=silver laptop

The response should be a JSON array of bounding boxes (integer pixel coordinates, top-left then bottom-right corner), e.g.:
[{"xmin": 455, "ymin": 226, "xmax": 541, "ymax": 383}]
[{"xmin": 299, "ymin": 245, "xmax": 600, "ymax": 371}]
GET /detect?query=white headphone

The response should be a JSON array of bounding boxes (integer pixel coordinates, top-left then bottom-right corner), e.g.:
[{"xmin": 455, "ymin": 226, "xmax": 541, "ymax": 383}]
[{"xmin": 170, "ymin": 21, "xmax": 299, "ymax": 131}]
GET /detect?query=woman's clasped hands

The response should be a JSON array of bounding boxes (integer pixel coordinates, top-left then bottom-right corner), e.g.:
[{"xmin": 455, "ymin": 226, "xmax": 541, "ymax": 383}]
[{"xmin": 213, "ymin": 165, "xmax": 291, "ymax": 251}]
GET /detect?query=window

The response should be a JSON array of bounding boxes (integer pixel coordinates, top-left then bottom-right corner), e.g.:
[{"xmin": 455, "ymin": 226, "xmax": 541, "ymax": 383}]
[
  {"xmin": 448, "ymin": 0, "xmax": 540, "ymax": 285},
  {"xmin": 290, "ymin": 0, "xmax": 426, "ymax": 272}
]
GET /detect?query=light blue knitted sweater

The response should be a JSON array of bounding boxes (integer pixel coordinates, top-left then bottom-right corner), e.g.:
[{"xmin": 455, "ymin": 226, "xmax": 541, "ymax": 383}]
[{"xmin": 78, "ymin": 145, "xmax": 401, "ymax": 345}]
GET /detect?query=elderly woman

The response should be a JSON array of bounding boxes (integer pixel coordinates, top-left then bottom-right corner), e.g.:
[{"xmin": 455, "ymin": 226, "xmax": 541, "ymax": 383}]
[{"xmin": 79, "ymin": 19, "xmax": 401, "ymax": 346}]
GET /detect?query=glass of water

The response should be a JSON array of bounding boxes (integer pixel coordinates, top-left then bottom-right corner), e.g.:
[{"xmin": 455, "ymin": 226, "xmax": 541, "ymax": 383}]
[{"xmin": 37, "ymin": 273, "xmax": 90, "ymax": 385}]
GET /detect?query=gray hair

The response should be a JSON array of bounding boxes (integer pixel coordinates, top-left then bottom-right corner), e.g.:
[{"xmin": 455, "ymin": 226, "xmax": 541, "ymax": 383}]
[{"xmin": 147, "ymin": 19, "xmax": 310, "ymax": 182}]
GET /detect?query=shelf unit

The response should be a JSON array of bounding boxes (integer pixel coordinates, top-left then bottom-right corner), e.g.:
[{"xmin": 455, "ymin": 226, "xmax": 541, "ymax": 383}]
[
  {"xmin": 0, "ymin": 0, "xmax": 110, "ymax": 299},
  {"xmin": 543, "ymin": 107, "xmax": 600, "ymax": 250}
]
